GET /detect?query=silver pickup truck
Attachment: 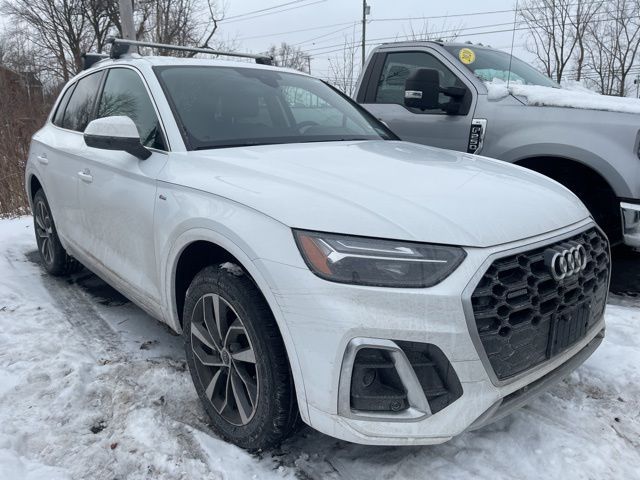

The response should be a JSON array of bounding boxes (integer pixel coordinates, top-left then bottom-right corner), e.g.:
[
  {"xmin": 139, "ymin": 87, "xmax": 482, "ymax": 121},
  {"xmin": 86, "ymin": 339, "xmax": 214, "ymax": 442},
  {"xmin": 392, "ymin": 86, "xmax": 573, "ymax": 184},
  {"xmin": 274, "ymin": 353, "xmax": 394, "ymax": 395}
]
[{"xmin": 355, "ymin": 41, "xmax": 640, "ymax": 247}]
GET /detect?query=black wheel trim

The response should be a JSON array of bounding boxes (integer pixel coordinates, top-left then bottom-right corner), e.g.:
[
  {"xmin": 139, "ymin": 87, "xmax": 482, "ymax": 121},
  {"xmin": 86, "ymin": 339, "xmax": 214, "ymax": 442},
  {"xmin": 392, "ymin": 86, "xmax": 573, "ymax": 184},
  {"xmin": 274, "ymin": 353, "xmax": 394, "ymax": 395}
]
[
  {"xmin": 190, "ymin": 293, "xmax": 259, "ymax": 426},
  {"xmin": 34, "ymin": 199, "xmax": 54, "ymax": 265}
]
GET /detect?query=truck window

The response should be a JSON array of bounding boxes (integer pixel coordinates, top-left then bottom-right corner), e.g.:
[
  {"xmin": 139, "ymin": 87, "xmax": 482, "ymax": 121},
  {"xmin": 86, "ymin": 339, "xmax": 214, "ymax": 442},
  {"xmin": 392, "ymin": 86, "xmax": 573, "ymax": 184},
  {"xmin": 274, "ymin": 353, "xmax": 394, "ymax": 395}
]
[
  {"xmin": 374, "ymin": 51, "xmax": 465, "ymax": 114},
  {"xmin": 443, "ymin": 45, "xmax": 558, "ymax": 88}
]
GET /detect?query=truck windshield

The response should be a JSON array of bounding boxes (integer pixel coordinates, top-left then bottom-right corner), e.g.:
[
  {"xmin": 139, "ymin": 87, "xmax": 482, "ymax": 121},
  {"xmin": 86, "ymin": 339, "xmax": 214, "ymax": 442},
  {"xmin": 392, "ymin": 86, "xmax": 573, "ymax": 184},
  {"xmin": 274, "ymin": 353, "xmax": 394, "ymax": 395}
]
[
  {"xmin": 443, "ymin": 45, "xmax": 559, "ymax": 88},
  {"xmin": 154, "ymin": 65, "xmax": 394, "ymax": 150}
]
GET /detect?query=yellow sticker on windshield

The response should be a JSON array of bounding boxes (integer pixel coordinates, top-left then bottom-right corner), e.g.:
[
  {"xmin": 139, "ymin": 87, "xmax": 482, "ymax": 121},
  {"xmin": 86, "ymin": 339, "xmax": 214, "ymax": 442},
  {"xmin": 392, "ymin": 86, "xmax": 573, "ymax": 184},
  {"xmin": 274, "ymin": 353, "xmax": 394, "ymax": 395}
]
[{"xmin": 459, "ymin": 48, "xmax": 476, "ymax": 65}]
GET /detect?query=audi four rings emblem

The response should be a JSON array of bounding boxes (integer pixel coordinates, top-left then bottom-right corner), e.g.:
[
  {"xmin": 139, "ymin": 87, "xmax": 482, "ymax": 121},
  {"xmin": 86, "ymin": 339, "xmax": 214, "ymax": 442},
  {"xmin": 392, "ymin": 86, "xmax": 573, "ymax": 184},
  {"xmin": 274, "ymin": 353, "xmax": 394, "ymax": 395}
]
[{"xmin": 544, "ymin": 243, "xmax": 588, "ymax": 281}]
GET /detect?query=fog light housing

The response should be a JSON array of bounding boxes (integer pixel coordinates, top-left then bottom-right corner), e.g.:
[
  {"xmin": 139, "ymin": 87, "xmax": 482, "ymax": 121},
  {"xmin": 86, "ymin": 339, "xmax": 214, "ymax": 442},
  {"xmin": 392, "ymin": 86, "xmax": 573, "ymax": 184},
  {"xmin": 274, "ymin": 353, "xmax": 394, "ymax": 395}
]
[
  {"xmin": 350, "ymin": 348, "xmax": 409, "ymax": 412},
  {"xmin": 339, "ymin": 338, "xmax": 463, "ymax": 420}
]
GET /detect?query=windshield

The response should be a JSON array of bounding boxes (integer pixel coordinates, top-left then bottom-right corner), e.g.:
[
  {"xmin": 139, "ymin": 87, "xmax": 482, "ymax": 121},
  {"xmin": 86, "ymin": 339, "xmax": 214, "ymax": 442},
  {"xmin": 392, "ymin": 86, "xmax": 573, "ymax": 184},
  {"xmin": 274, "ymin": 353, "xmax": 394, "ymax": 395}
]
[
  {"xmin": 155, "ymin": 66, "xmax": 394, "ymax": 150},
  {"xmin": 443, "ymin": 45, "xmax": 559, "ymax": 88}
]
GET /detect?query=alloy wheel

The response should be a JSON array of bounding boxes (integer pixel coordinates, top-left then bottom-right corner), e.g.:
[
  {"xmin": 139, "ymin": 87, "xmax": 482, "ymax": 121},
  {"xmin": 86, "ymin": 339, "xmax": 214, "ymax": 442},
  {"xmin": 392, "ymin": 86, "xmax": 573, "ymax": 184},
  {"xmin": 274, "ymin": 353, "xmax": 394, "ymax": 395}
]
[
  {"xmin": 190, "ymin": 293, "xmax": 259, "ymax": 426},
  {"xmin": 34, "ymin": 199, "xmax": 54, "ymax": 265}
]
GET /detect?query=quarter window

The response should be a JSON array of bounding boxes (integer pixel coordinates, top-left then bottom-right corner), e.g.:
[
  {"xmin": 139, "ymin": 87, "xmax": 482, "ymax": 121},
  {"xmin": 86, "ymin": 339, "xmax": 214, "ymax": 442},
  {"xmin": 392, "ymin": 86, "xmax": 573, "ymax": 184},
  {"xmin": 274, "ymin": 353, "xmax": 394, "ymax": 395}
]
[
  {"xmin": 375, "ymin": 52, "xmax": 465, "ymax": 114},
  {"xmin": 61, "ymin": 71, "xmax": 103, "ymax": 131},
  {"xmin": 97, "ymin": 68, "xmax": 165, "ymax": 150},
  {"xmin": 52, "ymin": 84, "xmax": 76, "ymax": 127}
]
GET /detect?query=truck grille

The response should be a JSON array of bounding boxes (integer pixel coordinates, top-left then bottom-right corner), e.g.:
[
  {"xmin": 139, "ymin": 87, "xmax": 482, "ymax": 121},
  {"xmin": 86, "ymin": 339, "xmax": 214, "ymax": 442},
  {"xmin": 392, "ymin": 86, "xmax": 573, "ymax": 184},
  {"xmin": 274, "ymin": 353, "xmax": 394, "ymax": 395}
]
[{"xmin": 470, "ymin": 227, "xmax": 609, "ymax": 380}]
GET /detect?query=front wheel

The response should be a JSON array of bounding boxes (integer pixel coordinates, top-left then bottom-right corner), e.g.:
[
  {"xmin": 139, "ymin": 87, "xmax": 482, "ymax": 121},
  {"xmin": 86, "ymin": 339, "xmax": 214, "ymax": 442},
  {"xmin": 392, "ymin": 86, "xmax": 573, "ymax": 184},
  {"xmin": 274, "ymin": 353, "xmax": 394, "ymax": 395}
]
[{"xmin": 183, "ymin": 265, "xmax": 298, "ymax": 449}]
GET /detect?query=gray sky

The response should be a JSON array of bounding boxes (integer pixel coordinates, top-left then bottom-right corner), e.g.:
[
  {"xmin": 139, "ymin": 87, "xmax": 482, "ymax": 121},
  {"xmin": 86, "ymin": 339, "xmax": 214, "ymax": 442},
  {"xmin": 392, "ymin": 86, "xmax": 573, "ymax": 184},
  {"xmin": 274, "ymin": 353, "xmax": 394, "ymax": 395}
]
[
  {"xmin": 215, "ymin": 0, "xmax": 530, "ymax": 78},
  {"xmin": 0, "ymin": 0, "xmax": 532, "ymax": 80}
]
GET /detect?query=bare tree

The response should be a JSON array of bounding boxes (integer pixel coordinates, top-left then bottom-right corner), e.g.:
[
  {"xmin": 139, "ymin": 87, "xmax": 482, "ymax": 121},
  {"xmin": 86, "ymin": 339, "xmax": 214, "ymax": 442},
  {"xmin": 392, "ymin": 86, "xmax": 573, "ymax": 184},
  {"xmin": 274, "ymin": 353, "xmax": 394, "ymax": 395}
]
[
  {"xmin": 267, "ymin": 42, "xmax": 310, "ymax": 72},
  {"xmin": 1, "ymin": 0, "xmax": 229, "ymax": 79},
  {"xmin": 584, "ymin": 0, "xmax": 640, "ymax": 96},
  {"xmin": 519, "ymin": 0, "xmax": 602, "ymax": 83},
  {"xmin": 0, "ymin": 37, "xmax": 51, "ymax": 216},
  {"xmin": 402, "ymin": 19, "xmax": 463, "ymax": 42},
  {"xmin": 327, "ymin": 30, "xmax": 358, "ymax": 96}
]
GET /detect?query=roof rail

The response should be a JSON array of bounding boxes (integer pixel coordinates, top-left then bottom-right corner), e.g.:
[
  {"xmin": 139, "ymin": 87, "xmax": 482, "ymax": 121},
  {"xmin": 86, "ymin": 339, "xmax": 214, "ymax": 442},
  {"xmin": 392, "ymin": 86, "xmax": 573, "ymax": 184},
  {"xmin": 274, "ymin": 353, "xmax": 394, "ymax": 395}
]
[
  {"xmin": 106, "ymin": 37, "xmax": 273, "ymax": 65},
  {"xmin": 82, "ymin": 52, "xmax": 109, "ymax": 70}
]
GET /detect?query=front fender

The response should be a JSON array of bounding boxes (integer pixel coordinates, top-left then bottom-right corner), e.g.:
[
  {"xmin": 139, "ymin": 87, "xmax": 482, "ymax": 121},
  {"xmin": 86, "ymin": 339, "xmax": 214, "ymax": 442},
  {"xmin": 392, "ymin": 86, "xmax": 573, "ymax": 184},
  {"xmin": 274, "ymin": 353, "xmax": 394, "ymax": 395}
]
[{"xmin": 157, "ymin": 201, "xmax": 310, "ymax": 422}]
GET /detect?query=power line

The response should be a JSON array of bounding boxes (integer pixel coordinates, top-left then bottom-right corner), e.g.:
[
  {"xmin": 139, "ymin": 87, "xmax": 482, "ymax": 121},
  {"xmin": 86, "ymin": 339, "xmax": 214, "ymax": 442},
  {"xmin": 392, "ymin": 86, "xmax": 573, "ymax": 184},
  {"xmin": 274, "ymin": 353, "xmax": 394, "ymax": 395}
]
[
  {"xmin": 223, "ymin": 0, "xmax": 315, "ymax": 21},
  {"xmin": 290, "ymin": 23, "xmax": 358, "ymax": 48},
  {"xmin": 307, "ymin": 11, "xmax": 629, "ymax": 58},
  {"xmin": 236, "ymin": 22, "xmax": 355, "ymax": 42},
  {"xmin": 222, "ymin": 0, "xmax": 327, "ymax": 24}
]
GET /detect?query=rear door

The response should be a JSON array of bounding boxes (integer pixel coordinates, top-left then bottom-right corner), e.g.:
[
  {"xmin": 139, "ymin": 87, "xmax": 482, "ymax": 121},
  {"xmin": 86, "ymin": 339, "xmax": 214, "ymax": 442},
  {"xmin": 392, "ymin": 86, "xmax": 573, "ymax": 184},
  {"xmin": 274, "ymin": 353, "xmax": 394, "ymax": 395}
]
[
  {"xmin": 77, "ymin": 66, "xmax": 168, "ymax": 306},
  {"xmin": 359, "ymin": 49, "xmax": 477, "ymax": 152}
]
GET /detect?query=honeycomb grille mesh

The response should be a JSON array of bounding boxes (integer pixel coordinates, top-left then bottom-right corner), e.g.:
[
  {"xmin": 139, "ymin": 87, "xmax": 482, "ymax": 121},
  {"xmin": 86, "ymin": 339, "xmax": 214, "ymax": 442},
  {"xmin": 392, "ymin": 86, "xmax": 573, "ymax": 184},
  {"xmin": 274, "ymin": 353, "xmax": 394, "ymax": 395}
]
[{"xmin": 471, "ymin": 227, "xmax": 609, "ymax": 380}]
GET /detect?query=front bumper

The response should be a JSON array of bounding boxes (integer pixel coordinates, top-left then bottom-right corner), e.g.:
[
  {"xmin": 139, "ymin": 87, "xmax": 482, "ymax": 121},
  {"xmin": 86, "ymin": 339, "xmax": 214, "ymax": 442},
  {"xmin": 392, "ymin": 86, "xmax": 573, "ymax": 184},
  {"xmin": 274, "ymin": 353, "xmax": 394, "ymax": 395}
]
[{"xmin": 259, "ymin": 218, "xmax": 605, "ymax": 445}]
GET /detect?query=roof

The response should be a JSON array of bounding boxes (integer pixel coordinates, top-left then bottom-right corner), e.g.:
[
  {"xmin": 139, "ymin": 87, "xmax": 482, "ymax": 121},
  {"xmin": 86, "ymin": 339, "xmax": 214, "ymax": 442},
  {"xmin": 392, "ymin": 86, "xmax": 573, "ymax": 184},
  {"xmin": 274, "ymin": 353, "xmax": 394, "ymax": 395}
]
[
  {"xmin": 89, "ymin": 53, "xmax": 310, "ymax": 77},
  {"xmin": 376, "ymin": 40, "xmax": 496, "ymax": 51}
]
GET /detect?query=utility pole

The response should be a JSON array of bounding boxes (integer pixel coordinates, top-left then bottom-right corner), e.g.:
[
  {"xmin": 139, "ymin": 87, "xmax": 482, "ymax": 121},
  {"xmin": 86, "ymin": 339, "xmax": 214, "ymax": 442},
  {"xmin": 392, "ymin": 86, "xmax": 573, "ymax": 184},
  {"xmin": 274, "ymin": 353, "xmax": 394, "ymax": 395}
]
[
  {"xmin": 118, "ymin": 0, "xmax": 136, "ymax": 53},
  {"xmin": 361, "ymin": 0, "xmax": 370, "ymax": 67},
  {"xmin": 306, "ymin": 55, "xmax": 312, "ymax": 74},
  {"xmin": 635, "ymin": 74, "xmax": 640, "ymax": 98}
]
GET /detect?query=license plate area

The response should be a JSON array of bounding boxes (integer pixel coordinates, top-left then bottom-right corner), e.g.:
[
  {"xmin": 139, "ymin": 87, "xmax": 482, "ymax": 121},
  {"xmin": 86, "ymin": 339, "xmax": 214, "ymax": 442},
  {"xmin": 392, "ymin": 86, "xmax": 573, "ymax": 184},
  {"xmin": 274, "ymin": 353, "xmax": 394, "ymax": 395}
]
[{"xmin": 547, "ymin": 302, "xmax": 591, "ymax": 358}]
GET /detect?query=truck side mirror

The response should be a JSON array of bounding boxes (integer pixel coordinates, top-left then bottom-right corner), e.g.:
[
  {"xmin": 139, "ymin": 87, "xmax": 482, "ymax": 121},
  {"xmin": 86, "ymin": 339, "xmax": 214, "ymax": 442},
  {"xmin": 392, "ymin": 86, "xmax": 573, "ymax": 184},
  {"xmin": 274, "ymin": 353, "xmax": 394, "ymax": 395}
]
[
  {"xmin": 404, "ymin": 68, "xmax": 468, "ymax": 115},
  {"xmin": 404, "ymin": 68, "xmax": 441, "ymax": 110}
]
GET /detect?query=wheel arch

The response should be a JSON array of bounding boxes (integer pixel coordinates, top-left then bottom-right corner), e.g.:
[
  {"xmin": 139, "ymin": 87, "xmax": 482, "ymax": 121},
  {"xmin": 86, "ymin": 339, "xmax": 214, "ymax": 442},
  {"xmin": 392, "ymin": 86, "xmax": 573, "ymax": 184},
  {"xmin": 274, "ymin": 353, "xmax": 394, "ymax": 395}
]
[
  {"xmin": 27, "ymin": 172, "xmax": 44, "ymax": 208},
  {"xmin": 164, "ymin": 227, "xmax": 310, "ymax": 422}
]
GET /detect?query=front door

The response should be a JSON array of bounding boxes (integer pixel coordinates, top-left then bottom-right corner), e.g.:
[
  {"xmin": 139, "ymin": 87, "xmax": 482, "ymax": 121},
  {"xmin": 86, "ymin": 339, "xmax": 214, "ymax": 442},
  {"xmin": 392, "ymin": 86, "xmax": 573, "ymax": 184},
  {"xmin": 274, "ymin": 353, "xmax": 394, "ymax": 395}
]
[
  {"xmin": 77, "ymin": 67, "xmax": 168, "ymax": 305},
  {"xmin": 43, "ymin": 71, "xmax": 104, "ymax": 245},
  {"xmin": 361, "ymin": 50, "xmax": 477, "ymax": 152}
]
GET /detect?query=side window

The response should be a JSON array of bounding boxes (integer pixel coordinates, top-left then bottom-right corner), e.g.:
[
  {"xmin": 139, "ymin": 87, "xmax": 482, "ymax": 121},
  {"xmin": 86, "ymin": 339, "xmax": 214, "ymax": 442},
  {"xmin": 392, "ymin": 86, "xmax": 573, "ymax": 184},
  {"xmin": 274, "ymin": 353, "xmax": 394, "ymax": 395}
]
[
  {"xmin": 52, "ymin": 84, "xmax": 75, "ymax": 127},
  {"xmin": 97, "ymin": 68, "xmax": 165, "ymax": 150},
  {"xmin": 62, "ymin": 71, "xmax": 103, "ymax": 131},
  {"xmin": 375, "ymin": 52, "xmax": 465, "ymax": 114}
]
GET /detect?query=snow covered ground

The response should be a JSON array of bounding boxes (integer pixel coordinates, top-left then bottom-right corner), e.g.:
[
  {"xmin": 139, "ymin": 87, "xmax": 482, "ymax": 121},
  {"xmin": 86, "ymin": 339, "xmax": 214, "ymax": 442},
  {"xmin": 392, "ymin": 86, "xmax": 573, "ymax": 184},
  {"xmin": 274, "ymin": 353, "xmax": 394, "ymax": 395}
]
[{"xmin": 0, "ymin": 216, "xmax": 639, "ymax": 480}]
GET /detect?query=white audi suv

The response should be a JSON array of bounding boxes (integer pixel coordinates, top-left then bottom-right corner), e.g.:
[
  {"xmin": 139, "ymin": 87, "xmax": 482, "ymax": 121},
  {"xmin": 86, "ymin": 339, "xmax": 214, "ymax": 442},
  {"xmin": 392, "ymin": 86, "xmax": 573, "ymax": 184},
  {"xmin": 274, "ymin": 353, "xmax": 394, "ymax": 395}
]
[{"xmin": 25, "ymin": 40, "xmax": 609, "ymax": 449}]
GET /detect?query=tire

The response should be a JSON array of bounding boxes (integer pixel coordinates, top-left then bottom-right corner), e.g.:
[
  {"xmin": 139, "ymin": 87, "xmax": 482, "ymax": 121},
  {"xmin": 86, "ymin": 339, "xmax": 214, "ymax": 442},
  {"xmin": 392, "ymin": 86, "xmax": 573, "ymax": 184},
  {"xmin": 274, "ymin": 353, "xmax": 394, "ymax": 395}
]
[
  {"xmin": 183, "ymin": 264, "xmax": 299, "ymax": 450},
  {"xmin": 32, "ymin": 189, "xmax": 83, "ymax": 276}
]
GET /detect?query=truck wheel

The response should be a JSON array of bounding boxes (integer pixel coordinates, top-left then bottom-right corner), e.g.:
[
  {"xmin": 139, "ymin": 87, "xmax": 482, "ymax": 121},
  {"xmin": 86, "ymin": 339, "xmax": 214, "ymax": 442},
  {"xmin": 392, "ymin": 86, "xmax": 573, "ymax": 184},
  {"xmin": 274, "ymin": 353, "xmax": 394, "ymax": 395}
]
[
  {"xmin": 183, "ymin": 265, "xmax": 298, "ymax": 450},
  {"xmin": 32, "ymin": 189, "xmax": 83, "ymax": 276}
]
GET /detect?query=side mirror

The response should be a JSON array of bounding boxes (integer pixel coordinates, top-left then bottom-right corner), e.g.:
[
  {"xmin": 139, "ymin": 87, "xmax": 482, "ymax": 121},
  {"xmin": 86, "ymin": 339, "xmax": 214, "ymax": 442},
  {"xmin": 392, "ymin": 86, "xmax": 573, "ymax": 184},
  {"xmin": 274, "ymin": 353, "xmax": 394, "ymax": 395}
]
[
  {"xmin": 404, "ymin": 68, "xmax": 468, "ymax": 115},
  {"xmin": 84, "ymin": 116, "xmax": 151, "ymax": 160},
  {"xmin": 404, "ymin": 68, "xmax": 441, "ymax": 110}
]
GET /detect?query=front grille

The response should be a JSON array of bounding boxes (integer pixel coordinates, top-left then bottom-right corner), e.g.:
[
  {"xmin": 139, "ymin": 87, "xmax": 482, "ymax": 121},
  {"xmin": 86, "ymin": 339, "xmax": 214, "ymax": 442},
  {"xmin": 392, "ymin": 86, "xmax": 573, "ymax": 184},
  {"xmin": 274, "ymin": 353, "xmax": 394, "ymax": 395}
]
[{"xmin": 471, "ymin": 227, "xmax": 609, "ymax": 380}]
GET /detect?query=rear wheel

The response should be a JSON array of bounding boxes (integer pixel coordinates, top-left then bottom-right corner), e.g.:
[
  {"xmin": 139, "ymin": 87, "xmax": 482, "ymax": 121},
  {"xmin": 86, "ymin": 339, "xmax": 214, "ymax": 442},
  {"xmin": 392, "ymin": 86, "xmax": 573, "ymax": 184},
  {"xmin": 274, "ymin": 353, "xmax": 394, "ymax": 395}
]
[
  {"xmin": 183, "ymin": 265, "xmax": 298, "ymax": 449},
  {"xmin": 32, "ymin": 189, "xmax": 82, "ymax": 276}
]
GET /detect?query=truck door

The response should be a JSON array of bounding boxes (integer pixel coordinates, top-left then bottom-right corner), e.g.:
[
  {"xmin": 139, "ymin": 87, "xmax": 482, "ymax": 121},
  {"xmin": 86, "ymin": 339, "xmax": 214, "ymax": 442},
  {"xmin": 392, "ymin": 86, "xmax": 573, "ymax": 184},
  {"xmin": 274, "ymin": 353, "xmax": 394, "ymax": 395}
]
[{"xmin": 359, "ymin": 50, "xmax": 477, "ymax": 152}]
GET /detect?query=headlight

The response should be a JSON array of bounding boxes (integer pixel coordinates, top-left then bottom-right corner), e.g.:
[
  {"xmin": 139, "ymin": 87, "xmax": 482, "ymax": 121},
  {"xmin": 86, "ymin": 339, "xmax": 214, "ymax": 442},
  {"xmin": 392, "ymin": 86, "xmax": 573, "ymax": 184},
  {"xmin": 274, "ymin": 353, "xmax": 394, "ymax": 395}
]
[{"xmin": 293, "ymin": 230, "xmax": 466, "ymax": 288}]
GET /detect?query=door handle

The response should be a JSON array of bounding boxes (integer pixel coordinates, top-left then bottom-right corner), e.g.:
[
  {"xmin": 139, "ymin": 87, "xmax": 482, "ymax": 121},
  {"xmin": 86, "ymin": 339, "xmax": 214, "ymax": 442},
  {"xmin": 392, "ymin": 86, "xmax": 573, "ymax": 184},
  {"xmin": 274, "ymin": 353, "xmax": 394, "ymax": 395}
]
[
  {"xmin": 77, "ymin": 169, "xmax": 93, "ymax": 183},
  {"xmin": 36, "ymin": 154, "xmax": 48, "ymax": 165}
]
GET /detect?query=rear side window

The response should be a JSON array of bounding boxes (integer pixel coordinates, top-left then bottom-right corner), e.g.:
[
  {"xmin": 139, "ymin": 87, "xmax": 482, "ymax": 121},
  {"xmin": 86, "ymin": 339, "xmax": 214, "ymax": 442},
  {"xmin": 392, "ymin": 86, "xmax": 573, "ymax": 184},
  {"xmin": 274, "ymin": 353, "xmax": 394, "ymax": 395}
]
[
  {"xmin": 97, "ymin": 68, "xmax": 165, "ymax": 150},
  {"xmin": 52, "ymin": 84, "xmax": 75, "ymax": 127},
  {"xmin": 61, "ymin": 71, "xmax": 103, "ymax": 132}
]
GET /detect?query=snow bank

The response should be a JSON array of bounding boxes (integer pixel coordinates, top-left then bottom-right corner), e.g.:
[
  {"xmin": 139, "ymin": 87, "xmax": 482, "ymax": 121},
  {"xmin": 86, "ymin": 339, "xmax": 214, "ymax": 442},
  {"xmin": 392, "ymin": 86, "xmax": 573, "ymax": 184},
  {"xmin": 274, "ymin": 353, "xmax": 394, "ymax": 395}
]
[
  {"xmin": 1, "ymin": 216, "xmax": 639, "ymax": 479},
  {"xmin": 485, "ymin": 80, "xmax": 640, "ymax": 114}
]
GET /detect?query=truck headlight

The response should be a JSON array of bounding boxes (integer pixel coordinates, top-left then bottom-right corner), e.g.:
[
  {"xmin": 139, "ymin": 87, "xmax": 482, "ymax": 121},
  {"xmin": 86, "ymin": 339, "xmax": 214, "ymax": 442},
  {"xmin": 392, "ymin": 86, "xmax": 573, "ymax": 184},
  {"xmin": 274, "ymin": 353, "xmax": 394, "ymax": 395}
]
[{"xmin": 293, "ymin": 230, "xmax": 466, "ymax": 288}]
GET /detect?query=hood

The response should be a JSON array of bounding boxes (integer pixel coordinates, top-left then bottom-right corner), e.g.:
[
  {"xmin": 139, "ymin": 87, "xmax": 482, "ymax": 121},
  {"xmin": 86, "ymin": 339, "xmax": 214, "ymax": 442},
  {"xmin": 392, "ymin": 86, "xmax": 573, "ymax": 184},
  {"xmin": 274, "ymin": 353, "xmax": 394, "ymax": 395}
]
[
  {"xmin": 486, "ymin": 81, "xmax": 640, "ymax": 115},
  {"xmin": 164, "ymin": 141, "xmax": 590, "ymax": 248}
]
